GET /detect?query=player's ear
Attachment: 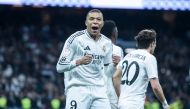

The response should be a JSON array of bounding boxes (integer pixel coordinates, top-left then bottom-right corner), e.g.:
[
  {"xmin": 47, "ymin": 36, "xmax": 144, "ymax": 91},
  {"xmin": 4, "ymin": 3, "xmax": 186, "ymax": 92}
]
[
  {"xmin": 85, "ymin": 20, "xmax": 87, "ymax": 26},
  {"xmin": 101, "ymin": 21, "xmax": 104, "ymax": 28},
  {"xmin": 150, "ymin": 42, "xmax": 154, "ymax": 47},
  {"xmin": 153, "ymin": 41, "xmax": 156, "ymax": 45},
  {"xmin": 113, "ymin": 31, "xmax": 116, "ymax": 38},
  {"xmin": 113, "ymin": 31, "xmax": 117, "ymax": 39}
]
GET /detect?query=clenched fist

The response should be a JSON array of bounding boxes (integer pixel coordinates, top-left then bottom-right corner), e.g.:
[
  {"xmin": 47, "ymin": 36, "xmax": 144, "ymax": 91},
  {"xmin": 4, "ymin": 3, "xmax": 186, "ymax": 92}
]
[
  {"xmin": 76, "ymin": 54, "xmax": 92, "ymax": 66},
  {"xmin": 112, "ymin": 54, "xmax": 121, "ymax": 67}
]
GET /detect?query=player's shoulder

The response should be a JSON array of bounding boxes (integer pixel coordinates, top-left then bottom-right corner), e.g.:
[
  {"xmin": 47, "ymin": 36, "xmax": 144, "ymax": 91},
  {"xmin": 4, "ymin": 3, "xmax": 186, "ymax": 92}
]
[
  {"xmin": 100, "ymin": 34, "xmax": 112, "ymax": 43},
  {"xmin": 113, "ymin": 44, "xmax": 122, "ymax": 50},
  {"xmin": 147, "ymin": 54, "xmax": 156, "ymax": 61},
  {"xmin": 70, "ymin": 30, "xmax": 85, "ymax": 38},
  {"xmin": 143, "ymin": 50, "xmax": 155, "ymax": 59},
  {"xmin": 135, "ymin": 49, "xmax": 156, "ymax": 61},
  {"xmin": 113, "ymin": 44, "xmax": 123, "ymax": 53},
  {"xmin": 67, "ymin": 30, "xmax": 85, "ymax": 44}
]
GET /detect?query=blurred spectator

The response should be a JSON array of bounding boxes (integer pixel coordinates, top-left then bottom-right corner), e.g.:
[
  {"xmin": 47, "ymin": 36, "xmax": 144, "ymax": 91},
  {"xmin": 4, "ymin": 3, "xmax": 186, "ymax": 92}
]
[{"xmin": 0, "ymin": 7, "xmax": 189, "ymax": 109}]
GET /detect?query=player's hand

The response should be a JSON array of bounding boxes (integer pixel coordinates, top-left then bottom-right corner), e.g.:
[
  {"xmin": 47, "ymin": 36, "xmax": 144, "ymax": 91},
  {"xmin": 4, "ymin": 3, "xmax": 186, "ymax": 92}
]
[
  {"xmin": 112, "ymin": 54, "xmax": 121, "ymax": 67},
  {"xmin": 80, "ymin": 54, "xmax": 92, "ymax": 65}
]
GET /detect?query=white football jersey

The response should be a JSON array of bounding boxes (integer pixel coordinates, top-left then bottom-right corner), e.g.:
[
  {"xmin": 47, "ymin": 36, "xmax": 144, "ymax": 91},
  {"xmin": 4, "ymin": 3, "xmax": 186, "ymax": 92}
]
[
  {"xmin": 57, "ymin": 29, "xmax": 113, "ymax": 92},
  {"xmin": 118, "ymin": 49, "xmax": 158, "ymax": 108},
  {"xmin": 105, "ymin": 44, "xmax": 124, "ymax": 101}
]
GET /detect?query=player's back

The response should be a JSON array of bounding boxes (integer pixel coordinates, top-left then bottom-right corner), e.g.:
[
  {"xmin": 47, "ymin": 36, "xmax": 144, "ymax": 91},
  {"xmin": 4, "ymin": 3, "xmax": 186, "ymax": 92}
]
[{"xmin": 118, "ymin": 49, "xmax": 157, "ymax": 108}]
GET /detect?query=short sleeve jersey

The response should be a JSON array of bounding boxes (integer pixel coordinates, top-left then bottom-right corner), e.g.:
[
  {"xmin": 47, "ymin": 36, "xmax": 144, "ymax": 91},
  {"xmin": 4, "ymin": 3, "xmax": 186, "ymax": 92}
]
[{"xmin": 118, "ymin": 49, "xmax": 158, "ymax": 107}]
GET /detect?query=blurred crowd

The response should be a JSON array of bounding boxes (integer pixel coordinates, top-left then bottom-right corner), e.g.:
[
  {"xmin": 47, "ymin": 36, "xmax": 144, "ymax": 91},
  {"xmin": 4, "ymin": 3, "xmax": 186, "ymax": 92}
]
[{"xmin": 0, "ymin": 7, "xmax": 190, "ymax": 109}]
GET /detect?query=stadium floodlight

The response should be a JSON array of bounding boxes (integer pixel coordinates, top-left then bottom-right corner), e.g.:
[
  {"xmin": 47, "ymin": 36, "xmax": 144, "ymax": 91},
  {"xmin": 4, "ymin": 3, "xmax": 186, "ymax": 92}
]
[
  {"xmin": 90, "ymin": 0, "xmax": 143, "ymax": 9},
  {"xmin": 0, "ymin": 0, "xmax": 21, "ymax": 5}
]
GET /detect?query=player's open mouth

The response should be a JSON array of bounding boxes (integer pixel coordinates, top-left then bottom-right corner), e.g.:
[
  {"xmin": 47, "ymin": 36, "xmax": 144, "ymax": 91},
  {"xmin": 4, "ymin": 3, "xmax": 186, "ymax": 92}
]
[{"xmin": 92, "ymin": 27, "xmax": 98, "ymax": 30}]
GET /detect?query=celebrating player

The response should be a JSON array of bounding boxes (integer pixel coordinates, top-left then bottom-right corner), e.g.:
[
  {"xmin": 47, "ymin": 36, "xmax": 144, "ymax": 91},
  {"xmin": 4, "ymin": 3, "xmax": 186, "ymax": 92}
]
[
  {"xmin": 56, "ymin": 9, "xmax": 120, "ymax": 109},
  {"xmin": 113, "ymin": 29, "xmax": 170, "ymax": 109}
]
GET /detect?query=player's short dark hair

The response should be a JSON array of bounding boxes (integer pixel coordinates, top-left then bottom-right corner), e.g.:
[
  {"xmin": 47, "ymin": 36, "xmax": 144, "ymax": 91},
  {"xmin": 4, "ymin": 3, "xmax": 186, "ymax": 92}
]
[
  {"xmin": 134, "ymin": 29, "xmax": 156, "ymax": 49},
  {"xmin": 86, "ymin": 9, "xmax": 103, "ymax": 20},
  {"xmin": 101, "ymin": 20, "xmax": 116, "ymax": 38}
]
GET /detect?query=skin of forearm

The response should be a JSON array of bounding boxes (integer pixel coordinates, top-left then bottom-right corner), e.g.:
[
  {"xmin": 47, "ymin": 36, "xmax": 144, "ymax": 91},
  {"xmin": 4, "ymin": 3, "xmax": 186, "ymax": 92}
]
[
  {"xmin": 76, "ymin": 59, "xmax": 82, "ymax": 66},
  {"xmin": 113, "ymin": 77, "xmax": 121, "ymax": 97},
  {"xmin": 152, "ymin": 85, "xmax": 166, "ymax": 102},
  {"xmin": 113, "ymin": 67, "xmax": 122, "ymax": 97}
]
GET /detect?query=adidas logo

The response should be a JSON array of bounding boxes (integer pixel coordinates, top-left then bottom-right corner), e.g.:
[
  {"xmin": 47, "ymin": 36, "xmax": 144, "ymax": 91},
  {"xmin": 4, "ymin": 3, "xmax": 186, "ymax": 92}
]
[{"xmin": 84, "ymin": 46, "xmax": 91, "ymax": 50}]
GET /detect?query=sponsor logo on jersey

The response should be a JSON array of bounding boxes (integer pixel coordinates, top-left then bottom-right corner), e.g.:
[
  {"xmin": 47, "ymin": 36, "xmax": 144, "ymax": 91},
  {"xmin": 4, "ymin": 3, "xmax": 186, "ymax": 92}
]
[
  {"xmin": 84, "ymin": 53, "xmax": 104, "ymax": 65},
  {"xmin": 84, "ymin": 53, "xmax": 104, "ymax": 60},
  {"xmin": 84, "ymin": 46, "xmax": 91, "ymax": 50}
]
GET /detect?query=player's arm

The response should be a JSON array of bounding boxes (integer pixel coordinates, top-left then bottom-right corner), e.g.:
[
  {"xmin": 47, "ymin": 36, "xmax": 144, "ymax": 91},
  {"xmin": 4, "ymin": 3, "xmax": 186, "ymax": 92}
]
[
  {"xmin": 112, "ymin": 46, "xmax": 123, "ymax": 97},
  {"xmin": 150, "ymin": 78, "xmax": 169, "ymax": 109},
  {"xmin": 63, "ymin": 71, "xmax": 71, "ymax": 96},
  {"xmin": 64, "ymin": 71, "xmax": 70, "ymax": 88},
  {"xmin": 56, "ymin": 36, "xmax": 92, "ymax": 73},
  {"xmin": 56, "ymin": 38, "xmax": 77, "ymax": 73},
  {"xmin": 113, "ymin": 66, "xmax": 122, "ymax": 97},
  {"xmin": 104, "ymin": 54, "xmax": 120, "ymax": 77},
  {"xmin": 104, "ymin": 64, "xmax": 116, "ymax": 77},
  {"xmin": 104, "ymin": 43, "xmax": 121, "ymax": 77},
  {"xmin": 146, "ymin": 56, "xmax": 170, "ymax": 109}
]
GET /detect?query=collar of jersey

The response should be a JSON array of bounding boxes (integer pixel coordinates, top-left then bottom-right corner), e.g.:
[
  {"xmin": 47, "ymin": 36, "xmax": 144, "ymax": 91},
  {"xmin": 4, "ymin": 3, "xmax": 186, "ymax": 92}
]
[
  {"xmin": 85, "ymin": 29, "xmax": 102, "ymax": 42},
  {"xmin": 138, "ymin": 49, "xmax": 148, "ymax": 52}
]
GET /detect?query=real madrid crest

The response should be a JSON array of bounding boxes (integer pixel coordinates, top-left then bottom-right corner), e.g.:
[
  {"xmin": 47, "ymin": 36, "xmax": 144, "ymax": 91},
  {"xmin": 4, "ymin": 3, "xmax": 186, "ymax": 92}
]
[{"xmin": 103, "ymin": 45, "xmax": 106, "ymax": 52}]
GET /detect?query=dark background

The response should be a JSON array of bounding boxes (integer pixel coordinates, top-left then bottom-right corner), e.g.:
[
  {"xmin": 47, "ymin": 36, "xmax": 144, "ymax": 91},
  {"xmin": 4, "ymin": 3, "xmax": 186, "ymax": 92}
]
[{"xmin": 0, "ymin": 5, "xmax": 190, "ymax": 109}]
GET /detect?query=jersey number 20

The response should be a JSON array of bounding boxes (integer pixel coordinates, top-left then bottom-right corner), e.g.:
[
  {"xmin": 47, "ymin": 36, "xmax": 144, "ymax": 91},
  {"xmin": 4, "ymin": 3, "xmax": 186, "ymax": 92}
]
[{"xmin": 121, "ymin": 60, "xmax": 139, "ymax": 85}]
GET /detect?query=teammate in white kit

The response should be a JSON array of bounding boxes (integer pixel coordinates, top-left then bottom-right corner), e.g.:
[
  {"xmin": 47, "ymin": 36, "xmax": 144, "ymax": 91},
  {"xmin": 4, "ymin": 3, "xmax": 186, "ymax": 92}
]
[
  {"xmin": 56, "ymin": 9, "xmax": 120, "ymax": 109},
  {"xmin": 101, "ymin": 20, "xmax": 124, "ymax": 109},
  {"xmin": 113, "ymin": 29, "xmax": 170, "ymax": 109}
]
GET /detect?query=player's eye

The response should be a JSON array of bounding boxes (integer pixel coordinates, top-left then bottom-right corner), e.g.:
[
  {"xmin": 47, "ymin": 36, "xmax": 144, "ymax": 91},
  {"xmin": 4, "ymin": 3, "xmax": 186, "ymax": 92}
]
[
  {"xmin": 97, "ymin": 18, "xmax": 101, "ymax": 21},
  {"xmin": 89, "ymin": 17, "xmax": 94, "ymax": 20}
]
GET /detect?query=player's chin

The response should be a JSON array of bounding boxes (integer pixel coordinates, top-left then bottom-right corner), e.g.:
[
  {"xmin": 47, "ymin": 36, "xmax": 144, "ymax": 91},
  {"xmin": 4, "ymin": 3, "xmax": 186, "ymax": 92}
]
[{"xmin": 90, "ymin": 32, "xmax": 99, "ymax": 37}]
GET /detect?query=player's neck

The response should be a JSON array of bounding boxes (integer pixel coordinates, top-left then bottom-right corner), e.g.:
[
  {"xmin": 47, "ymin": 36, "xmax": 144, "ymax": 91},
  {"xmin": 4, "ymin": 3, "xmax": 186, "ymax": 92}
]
[
  {"xmin": 110, "ymin": 37, "xmax": 116, "ymax": 44},
  {"xmin": 91, "ymin": 35, "xmax": 100, "ymax": 42}
]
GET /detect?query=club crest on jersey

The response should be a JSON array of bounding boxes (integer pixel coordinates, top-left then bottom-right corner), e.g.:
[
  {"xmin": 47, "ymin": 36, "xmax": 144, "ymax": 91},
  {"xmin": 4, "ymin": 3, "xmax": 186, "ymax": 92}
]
[
  {"xmin": 63, "ymin": 49, "xmax": 70, "ymax": 56},
  {"xmin": 103, "ymin": 45, "xmax": 106, "ymax": 52}
]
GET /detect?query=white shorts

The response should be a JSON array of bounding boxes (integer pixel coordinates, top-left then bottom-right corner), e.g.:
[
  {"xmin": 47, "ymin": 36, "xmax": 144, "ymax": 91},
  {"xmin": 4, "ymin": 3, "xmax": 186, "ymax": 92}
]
[
  {"xmin": 108, "ymin": 92, "xmax": 118, "ymax": 109},
  {"xmin": 65, "ymin": 85, "xmax": 111, "ymax": 109},
  {"xmin": 118, "ymin": 101, "xmax": 144, "ymax": 109}
]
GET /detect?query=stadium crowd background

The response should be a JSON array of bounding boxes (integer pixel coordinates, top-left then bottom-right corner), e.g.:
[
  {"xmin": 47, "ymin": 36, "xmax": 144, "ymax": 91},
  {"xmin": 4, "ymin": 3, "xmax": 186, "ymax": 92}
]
[{"xmin": 0, "ymin": 6, "xmax": 190, "ymax": 109}]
